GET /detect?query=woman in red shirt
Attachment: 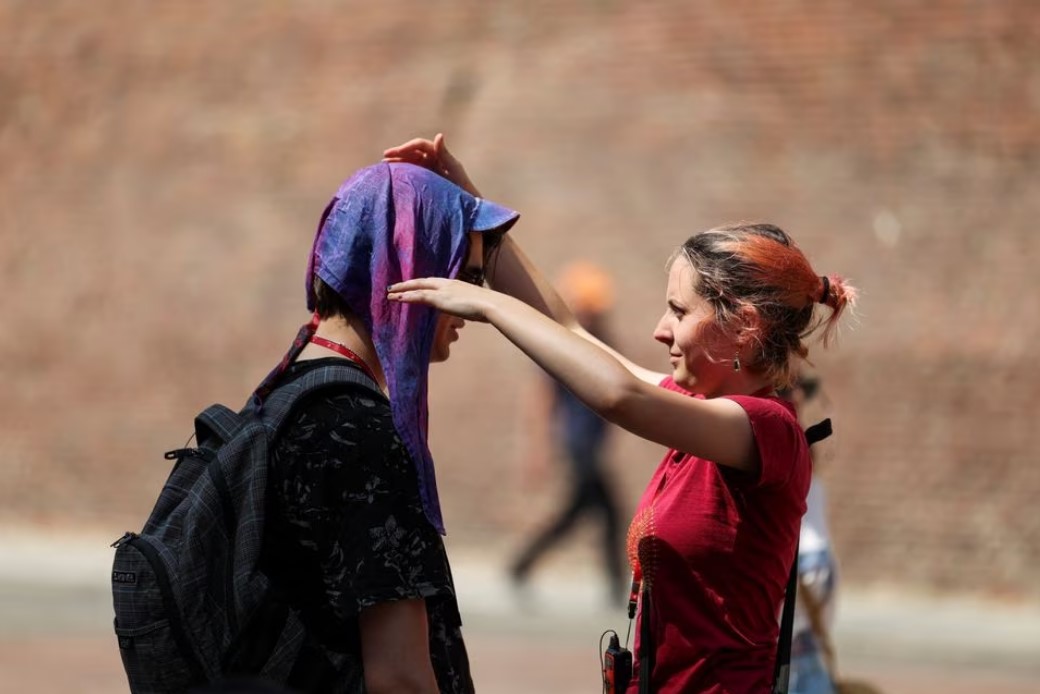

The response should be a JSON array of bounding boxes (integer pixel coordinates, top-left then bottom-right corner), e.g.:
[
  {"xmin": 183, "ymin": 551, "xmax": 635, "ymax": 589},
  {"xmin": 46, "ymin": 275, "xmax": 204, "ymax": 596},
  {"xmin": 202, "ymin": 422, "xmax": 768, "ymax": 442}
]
[{"xmin": 385, "ymin": 135, "xmax": 856, "ymax": 693}]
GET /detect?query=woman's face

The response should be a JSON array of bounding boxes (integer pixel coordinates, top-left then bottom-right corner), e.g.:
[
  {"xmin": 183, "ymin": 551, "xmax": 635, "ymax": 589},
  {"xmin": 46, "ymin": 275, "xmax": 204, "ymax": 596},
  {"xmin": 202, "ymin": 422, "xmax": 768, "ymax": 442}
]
[
  {"xmin": 430, "ymin": 232, "xmax": 485, "ymax": 363},
  {"xmin": 653, "ymin": 258, "xmax": 735, "ymax": 394}
]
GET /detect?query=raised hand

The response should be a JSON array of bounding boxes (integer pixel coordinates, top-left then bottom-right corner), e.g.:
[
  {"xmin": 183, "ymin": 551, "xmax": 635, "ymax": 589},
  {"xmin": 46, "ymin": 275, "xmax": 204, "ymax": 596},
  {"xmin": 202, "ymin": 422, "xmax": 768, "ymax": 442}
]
[
  {"xmin": 383, "ymin": 133, "xmax": 481, "ymax": 196},
  {"xmin": 387, "ymin": 277, "xmax": 495, "ymax": 322}
]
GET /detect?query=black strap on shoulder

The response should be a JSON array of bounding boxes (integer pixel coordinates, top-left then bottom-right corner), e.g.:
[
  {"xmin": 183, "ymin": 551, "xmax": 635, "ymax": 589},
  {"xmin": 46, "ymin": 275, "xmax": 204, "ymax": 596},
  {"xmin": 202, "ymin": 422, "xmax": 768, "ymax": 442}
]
[
  {"xmin": 773, "ymin": 418, "xmax": 833, "ymax": 692},
  {"xmin": 638, "ymin": 585, "xmax": 654, "ymax": 694},
  {"xmin": 213, "ymin": 362, "xmax": 383, "ymax": 679},
  {"xmin": 195, "ymin": 404, "xmax": 244, "ymax": 448},
  {"xmin": 258, "ymin": 361, "xmax": 384, "ymax": 433},
  {"xmin": 773, "ymin": 418, "xmax": 832, "ymax": 692},
  {"xmin": 772, "ymin": 547, "xmax": 798, "ymax": 694},
  {"xmin": 804, "ymin": 418, "xmax": 832, "ymax": 446}
]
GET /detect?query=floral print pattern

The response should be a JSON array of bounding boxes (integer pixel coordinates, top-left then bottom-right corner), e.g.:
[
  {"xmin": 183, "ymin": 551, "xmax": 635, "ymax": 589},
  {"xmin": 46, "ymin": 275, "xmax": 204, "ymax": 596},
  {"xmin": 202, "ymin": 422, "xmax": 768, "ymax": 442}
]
[{"xmin": 261, "ymin": 359, "xmax": 474, "ymax": 693}]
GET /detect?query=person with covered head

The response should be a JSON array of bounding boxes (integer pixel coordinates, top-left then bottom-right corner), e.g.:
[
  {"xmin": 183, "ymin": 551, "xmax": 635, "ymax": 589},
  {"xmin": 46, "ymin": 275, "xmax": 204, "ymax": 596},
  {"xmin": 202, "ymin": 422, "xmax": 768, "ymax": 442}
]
[
  {"xmin": 253, "ymin": 161, "xmax": 517, "ymax": 693},
  {"xmin": 384, "ymin": 135, "xmax": 855, "ymax": 693}
]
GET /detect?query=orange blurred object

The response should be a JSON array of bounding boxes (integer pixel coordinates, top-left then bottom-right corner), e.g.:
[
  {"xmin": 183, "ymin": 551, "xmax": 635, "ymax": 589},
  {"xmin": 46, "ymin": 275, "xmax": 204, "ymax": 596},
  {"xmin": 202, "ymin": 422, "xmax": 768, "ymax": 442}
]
[{"xmin": 557, "ymin": 260, "xmax": 615, "ymax": 314}]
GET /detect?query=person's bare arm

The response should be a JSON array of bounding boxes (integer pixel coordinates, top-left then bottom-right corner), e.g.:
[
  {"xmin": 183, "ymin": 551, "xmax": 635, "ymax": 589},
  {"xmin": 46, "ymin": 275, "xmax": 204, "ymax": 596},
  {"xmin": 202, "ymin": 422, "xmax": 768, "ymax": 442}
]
[
  {"xmin": 489, "ymin": 235, "xmax": 666, "ymax": 385},
  {"xmin": 358, "ymin": 598, "xmax": 440, "ymax": 694},
  {"xmin": 388, "ymin": 279, "xmax": 758, "ymax": 472},
  {"xmin": 383, "ymin": 134, "xmax": 668, "ymax": 386}
]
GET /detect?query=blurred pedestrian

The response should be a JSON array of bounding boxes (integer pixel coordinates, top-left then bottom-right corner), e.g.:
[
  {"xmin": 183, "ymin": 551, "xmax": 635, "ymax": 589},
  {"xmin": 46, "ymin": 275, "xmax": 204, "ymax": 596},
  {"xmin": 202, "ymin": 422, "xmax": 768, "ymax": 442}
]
[
  {"xmin": 385, "ymin": 134, "xmax": 856, "ymax": 693},
  {"xmin": 510, "ymin": 260, "xmax": 626, "ymax": 605}
]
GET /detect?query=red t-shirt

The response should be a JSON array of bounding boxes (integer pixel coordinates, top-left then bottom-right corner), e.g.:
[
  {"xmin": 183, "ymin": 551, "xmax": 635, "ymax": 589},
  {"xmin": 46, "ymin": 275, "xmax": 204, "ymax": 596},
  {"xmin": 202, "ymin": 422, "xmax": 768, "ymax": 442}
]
[{"xmin": 626, "ymin": 377, "xmax": 811, "ymax": 693}]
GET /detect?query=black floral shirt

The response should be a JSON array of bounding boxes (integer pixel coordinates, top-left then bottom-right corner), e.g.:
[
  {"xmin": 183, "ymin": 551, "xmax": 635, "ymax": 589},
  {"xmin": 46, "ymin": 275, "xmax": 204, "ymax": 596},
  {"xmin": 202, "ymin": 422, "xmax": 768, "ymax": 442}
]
[{"xmin": 261, "ymin": 358, "xmax": 473, "ymax": 693}]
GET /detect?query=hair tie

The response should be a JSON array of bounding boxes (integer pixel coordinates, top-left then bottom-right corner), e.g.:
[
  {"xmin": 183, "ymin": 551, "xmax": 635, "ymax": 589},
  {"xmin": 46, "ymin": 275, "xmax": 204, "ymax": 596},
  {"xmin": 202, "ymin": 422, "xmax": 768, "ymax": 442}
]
[{"xmin": 818, "ymin": 276, "xmax": 830, "ymax": 305}]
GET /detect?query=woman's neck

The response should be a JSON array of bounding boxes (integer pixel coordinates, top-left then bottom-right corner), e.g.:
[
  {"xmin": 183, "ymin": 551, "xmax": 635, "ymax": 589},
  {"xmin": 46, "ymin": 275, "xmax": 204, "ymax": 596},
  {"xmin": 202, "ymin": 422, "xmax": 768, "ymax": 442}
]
[
  {"xmin": 297, "ymin": 314, "xmax": 388, "ymax": 391},
  {"xmin": 702, "ymin": 370, "xmax": 775, "ymax": 399}
]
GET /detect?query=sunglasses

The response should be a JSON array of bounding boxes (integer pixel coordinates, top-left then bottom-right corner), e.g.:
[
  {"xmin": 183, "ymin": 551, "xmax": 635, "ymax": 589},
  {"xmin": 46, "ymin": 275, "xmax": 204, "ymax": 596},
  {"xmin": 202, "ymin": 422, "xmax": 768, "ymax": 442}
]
[{"xmin": 457, "ymin": 267, "xmax": 486, "ymax": 286}]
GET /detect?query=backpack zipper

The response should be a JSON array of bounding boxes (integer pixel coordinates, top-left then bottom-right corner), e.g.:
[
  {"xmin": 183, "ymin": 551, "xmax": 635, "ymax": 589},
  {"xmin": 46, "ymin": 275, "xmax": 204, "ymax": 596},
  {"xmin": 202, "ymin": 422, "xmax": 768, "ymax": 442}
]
[
  {"xmin": 207, "ymin": 462, "xmax": 239, "ymax": 636},
  {"xmin": 164, "ymin": 447, "xmax": 205, "ymax": 460},
  {"xmin": 111, "ymin": 531, "xmax": 136, "ymax": 549}
]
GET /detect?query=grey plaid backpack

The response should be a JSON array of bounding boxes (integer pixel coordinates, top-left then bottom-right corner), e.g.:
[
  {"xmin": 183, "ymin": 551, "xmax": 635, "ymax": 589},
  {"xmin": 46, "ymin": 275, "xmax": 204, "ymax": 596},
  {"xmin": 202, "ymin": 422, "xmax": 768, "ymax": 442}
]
[{"xmin": 111, "ymin": 362, "xmax": 382, "ymax": 693}]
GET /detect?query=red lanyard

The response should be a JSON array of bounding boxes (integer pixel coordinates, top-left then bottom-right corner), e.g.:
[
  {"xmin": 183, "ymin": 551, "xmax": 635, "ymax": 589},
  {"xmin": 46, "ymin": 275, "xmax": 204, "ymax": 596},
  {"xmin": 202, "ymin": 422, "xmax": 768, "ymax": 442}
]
[{"xmin": 309, "ymin": 335, "xmax": 380, "ymax": 384}]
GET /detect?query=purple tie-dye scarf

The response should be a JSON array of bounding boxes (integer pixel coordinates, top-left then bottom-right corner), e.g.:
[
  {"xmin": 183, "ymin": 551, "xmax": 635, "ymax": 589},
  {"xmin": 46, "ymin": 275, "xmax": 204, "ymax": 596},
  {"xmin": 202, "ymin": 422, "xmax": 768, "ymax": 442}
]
[{"xmin": 256, "ymin": 162, "xmax": 517, "ymax": 534}]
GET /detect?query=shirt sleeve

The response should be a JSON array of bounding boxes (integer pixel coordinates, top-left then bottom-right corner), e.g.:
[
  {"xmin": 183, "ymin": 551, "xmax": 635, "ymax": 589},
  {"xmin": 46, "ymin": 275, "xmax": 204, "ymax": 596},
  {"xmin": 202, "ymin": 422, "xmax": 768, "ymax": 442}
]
[
  {"xmin": 724, "ymin": 395, "xmax": 807, "ymax": 489},
  {"xmin": 271, "ymin": 390, "xmax": 455, "ymax": 620}
]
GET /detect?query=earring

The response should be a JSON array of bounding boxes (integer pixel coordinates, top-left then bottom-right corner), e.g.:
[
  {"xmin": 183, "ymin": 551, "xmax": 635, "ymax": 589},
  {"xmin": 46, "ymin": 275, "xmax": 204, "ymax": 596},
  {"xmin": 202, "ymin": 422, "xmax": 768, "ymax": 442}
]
[{"xmin": 733, "ymin": 353, "xmax": 741, "ymax": 372}]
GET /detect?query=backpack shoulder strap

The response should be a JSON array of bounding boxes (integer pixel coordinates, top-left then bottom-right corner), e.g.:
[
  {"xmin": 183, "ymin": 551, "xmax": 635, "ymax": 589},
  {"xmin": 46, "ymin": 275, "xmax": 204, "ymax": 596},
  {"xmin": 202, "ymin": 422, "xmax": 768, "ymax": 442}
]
[
  {"xmin": 194, "ymin": 404, "xmax": 243, "ymax": 447},
  {"xmin": 258, "ymin": 362, "xmax": 385, "ymax": 432}
]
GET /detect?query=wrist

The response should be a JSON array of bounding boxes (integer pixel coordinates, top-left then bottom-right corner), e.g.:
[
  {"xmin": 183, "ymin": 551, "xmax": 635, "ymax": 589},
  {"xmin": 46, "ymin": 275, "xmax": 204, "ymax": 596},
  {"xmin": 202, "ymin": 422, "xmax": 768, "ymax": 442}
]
[{"xmin": 482, "ymin": 291, "xmax": 505, "ymax": 325}]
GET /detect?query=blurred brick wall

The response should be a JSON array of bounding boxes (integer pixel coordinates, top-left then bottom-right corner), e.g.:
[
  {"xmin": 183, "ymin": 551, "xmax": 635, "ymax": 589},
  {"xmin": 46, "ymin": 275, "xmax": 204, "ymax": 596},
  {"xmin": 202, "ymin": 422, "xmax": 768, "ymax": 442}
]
[{"xmin": 1, "ymin": 1, "xmax": 1037, "ymax": 598}]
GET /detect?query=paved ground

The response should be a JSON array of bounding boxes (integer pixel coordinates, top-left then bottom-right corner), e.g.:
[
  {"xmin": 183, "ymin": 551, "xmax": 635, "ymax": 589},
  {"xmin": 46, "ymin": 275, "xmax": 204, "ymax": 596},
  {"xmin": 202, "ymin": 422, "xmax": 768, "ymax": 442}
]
[{"xmin": 2, "ymin": 528, "xmax": 1038, "ymax": 693}]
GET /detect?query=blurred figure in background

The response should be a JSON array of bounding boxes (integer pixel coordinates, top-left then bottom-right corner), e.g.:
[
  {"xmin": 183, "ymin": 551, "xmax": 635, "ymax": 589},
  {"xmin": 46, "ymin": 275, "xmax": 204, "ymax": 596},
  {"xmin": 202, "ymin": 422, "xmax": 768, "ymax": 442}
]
[
  {"xmin": 509, "ymin": 260, "xmax": 626, "ymax": 605},
  {"xmin": 781, "ymin": 371, "xmax": 841, "ymax": 694}
]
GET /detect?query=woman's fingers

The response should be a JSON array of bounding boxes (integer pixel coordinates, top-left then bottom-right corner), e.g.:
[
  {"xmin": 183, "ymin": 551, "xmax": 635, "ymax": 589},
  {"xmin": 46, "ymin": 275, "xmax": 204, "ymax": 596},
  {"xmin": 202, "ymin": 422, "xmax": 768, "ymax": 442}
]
[
  {"xmin": 383, "ymin": 138, "xmax": 438, "ymax": 159},
  {"xmin": 382, "ymin": 149, "xmax": 431, "ymax": 164},
  {"xmin": 383, "ymin": 139, "xmax": 447, "ymax": 175},
  {"xmin": 387, "ymin": 279, "xmax": 446, "ymax": 304},
  {"xmin": 387, "ymin": 277, "xmax": 491, "ymax": 322},
  {"xmin": 383, "ymin": 133, "xmax": 480, "ymax": 194},
  {"xmin": 388, "ymin": 278, "xmax": 444, "ymax": 293},
  {"xmin": 386, "ymin": 289, "xmax": 426, "ymax": 304}
]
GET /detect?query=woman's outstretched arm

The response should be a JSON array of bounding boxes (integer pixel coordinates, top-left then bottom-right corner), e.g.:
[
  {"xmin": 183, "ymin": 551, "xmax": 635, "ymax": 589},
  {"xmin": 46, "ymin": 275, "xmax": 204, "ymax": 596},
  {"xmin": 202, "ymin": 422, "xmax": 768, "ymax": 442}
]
[
  {"xmin": 384, "ymin": 134, "xmax": 666, "ymax": 385},
  {"xmin": 388, "ymin": 278, "xmax": 757, "ymax": 472},
  {"xmin": 488, "ymin": 235, "xmax": 666, "ymax": 385}
]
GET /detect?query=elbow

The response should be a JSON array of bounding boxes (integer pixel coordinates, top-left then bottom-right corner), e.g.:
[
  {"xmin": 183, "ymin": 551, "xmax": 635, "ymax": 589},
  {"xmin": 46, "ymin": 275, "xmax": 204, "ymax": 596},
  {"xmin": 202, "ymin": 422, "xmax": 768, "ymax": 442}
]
[{"xmin": 593, "ymin": 374, "xmax": 643, "ymax": 426}]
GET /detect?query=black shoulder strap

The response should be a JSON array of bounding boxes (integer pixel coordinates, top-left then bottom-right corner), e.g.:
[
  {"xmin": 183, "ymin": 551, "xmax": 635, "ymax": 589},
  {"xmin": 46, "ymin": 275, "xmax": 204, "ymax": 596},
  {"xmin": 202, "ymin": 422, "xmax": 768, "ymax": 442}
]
[
  {"xmin": 638, "ymin": 585, "xmax": 654, "ymax": 694},
  {"xmin": 804, "ymin": 418, "xmax": 832, "ymax": 446},
  {"xmin": 772, "ymin": 547, "xmax": 798, "ymax": 694},
  {"xmin": 774, "ymin": 417, "xmax": 833, "ymax": 693},
  {"xmin": 195, "ymin": 404, "xmax": 243, "ymax": 447},
  {"xmin": 192, "ymin": 363, "xmax": 383, "ymax": 447},
  {"xmin": 258, "ymin": 362, "xmax": 385, "ymax": 432}
]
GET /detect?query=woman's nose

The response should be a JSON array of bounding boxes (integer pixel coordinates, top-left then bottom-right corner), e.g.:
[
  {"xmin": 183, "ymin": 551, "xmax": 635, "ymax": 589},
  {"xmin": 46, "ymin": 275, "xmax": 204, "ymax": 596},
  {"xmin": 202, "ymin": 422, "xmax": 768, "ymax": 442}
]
[{"xmin": 652, "ymin": 316, "xmax": 671, "ymax": 344}]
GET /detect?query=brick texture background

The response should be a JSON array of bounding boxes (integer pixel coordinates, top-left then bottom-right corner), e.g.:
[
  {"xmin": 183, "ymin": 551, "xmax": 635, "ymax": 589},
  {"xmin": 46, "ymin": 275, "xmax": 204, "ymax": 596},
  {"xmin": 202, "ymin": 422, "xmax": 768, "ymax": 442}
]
[{"xmin": 1, "ymin": 1, "xmax": 1037, "ymax": 599}]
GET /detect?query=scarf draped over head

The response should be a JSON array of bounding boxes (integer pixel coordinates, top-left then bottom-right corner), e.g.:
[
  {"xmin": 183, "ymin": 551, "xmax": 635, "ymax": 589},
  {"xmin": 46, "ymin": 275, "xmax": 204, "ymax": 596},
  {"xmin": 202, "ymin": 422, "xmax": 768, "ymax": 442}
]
[{"xmin": 261, "ymin": 162, "xmax": 518, "ymax": 534}]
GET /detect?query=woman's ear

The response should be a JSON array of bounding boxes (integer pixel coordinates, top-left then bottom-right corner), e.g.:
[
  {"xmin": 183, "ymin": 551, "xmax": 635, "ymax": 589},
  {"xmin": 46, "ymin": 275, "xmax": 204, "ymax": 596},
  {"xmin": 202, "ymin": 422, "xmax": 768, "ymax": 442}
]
[{"xmin": 732, "ymin": 303, "xmax": 764, "ymax": 349}]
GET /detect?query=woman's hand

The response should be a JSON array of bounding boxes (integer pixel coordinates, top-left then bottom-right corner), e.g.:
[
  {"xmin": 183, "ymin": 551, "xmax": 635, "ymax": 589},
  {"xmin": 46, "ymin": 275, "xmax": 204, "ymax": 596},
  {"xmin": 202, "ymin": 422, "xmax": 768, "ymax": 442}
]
[
  {"xmin": 383, "ymin": 133, "xmax": 481, "ymax": 197},
  {"xmin": 387, "ymin": 278, "xmax": 495, "ymax": 322}
]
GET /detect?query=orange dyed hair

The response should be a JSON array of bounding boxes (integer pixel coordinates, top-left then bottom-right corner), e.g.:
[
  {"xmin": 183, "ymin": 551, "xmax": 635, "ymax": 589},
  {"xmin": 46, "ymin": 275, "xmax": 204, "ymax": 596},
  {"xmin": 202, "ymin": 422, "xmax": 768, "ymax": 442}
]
[{"xmin": 675, "ymin": 223, "xmax": 856, "ymax": 386}]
